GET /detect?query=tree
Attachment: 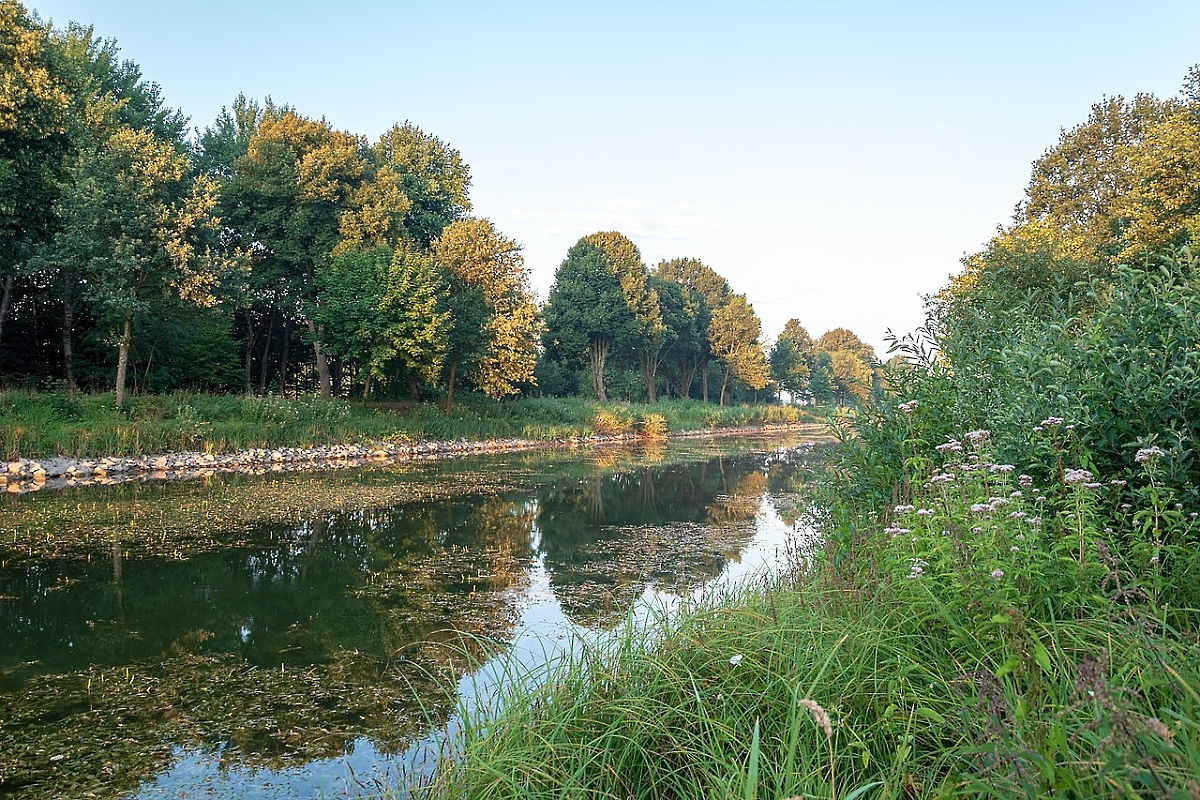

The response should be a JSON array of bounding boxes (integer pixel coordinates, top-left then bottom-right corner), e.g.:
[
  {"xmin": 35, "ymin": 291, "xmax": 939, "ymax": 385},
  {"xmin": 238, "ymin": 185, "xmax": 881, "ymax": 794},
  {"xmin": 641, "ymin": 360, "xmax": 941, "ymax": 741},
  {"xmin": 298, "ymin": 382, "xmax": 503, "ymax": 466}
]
[
  {"xmin": 225, "ymin": 111, "xmax": 365, "ymax": 397},
  {"xmin": 769, "ymin": 336, "xmax": 809, "ymax": 402},
  {"xmin": 581, "ymin": 232, "xmax": 664, "ymax": 401},
  {"xmin": 816, "ymin": 328, "xmax": 876, "ymax": 406},
  {"xmin": 0, "ymin": 0, "xmax": 73, "ymax": 347},
  {"xmin": 1122, "ymin": 83, "xmax": 1200, "ymax": 259},
  {"xmin": 1021, "ymin": 93, "xmax": 1168, "ymax": 263},
  {"xmin": 49, "ymin": 126, "xmax": 227, "ymax": 406},
  {"xmin": 708, "ymin": 294, "xmax": 769, "ymax": 405},
  {"xmin": 372, "ymin": 123, "xmax": 470, "ymax": 249},
  {"xmin": 542, "ymin": 241, "xmax": 638, "ymax": 401},
  {"xmin": 771, "ymin": 318, "xmax": 815, "ymax": 402},
  {"xmin": 375, "ymin": 245, "xmax": 449, "ymax": 392},
  {"xmin": 807, "ymin": 351, "xmax": 836, "ymax": 405},
  {"xmin": 431, "ymin": 218, "xmax": 539, "ymax": 407},
  {"xmin": 653, "ymin": 257, "xmax": 731, "ymax": 401}
]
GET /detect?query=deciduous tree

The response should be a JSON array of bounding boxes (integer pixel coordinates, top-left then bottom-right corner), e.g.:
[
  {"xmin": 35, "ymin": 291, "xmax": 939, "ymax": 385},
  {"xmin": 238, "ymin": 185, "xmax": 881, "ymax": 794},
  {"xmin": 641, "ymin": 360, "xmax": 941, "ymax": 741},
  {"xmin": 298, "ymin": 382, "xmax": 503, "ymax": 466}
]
[
  {"xmin": 542, "ymin": 241, "xmax": 637, "ymax": 401},
  {"xmin": 708, "ymin": 294, "xmax": 769, "ymax": 405},
  {"xmin": 50, "ymin": 127, "xmax": 227, "ymax": 405}
]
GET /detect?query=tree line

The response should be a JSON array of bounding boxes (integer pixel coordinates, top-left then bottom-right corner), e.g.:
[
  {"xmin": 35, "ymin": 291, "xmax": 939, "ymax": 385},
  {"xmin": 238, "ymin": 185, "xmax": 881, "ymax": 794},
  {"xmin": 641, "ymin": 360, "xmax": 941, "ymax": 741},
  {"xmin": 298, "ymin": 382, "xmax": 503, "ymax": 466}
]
[{"xmin": 0, "ymin": 1, "xmax": 877, "ymax": 408}]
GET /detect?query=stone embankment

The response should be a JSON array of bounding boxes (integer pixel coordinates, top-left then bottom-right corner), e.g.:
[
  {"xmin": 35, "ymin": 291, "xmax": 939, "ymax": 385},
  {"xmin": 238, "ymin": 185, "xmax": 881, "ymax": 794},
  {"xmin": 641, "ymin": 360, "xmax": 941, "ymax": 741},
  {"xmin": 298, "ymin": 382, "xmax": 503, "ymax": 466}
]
[{"xmin": 1, "ymin": 423, "xmax": 822, "ymax": 494}]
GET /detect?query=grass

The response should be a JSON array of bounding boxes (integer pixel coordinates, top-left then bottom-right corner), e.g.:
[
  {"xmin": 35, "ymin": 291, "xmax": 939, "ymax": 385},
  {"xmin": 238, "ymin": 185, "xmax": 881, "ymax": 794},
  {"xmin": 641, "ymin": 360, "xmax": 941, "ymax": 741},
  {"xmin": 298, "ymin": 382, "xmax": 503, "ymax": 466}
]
[
  {"xmin": 424, "ymin": 582, "xmax": 1199, "ymax": 799},
  {"xmin": 417, "ymin": 427, "xmax": 1200, "ymax": 799},
  {"xmin": 0, "ymin": 390, "xmax": 821, "ymax": 461}
]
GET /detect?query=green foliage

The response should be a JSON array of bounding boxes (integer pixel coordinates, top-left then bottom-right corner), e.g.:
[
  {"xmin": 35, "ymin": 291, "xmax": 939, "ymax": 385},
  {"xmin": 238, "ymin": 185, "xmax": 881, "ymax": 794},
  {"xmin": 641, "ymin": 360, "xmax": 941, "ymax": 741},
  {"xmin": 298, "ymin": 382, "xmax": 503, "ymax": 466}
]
[
  {"xmin": 433, "ymin": 447, "xmax": 1200, "ymax": 797},
  {"xmin": 542, "ymin": 240, "xmax": 638, "ymax": 401}
]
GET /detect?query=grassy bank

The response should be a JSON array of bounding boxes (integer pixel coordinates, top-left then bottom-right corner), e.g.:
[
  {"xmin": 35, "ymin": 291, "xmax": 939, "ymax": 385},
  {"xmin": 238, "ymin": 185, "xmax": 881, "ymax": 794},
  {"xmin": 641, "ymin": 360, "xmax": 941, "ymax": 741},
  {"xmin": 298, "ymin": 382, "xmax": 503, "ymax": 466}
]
[
  {"xmin": 425, "ymin": 427, "xmax": 1200, "ymax": 799},
  {"xmin": 0, "ymin": 390, "xmax": 819, "ymax": 461}
]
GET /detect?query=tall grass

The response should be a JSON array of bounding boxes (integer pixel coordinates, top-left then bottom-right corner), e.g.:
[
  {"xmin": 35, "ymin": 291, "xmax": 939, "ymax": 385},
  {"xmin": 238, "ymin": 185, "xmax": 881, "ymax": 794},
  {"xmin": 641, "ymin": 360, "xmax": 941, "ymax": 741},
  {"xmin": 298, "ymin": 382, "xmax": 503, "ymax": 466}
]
[
  {"xmin": 0, "ymin": 390, "xmax": 819, "ymax": 460},
  {"xmin": 422, "ymin": 424, "xmax": 1200, "ymax": 799}
]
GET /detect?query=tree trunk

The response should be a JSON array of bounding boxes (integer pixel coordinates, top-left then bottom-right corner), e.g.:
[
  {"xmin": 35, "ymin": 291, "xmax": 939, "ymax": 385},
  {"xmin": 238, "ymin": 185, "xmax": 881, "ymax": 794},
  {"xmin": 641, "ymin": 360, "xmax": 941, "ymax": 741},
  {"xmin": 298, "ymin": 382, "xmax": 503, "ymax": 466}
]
[
  {"xmin": 306, "ymin": 319, "xmax": 332, "ymax": 398},
  {"xmin": 61, "ymin": 275, "xmax": 77, "ymax": 394},
  {"xmin": 362, "ymin": 372, "xmax": 372, "ymax": 399},
  {"xmin": 243, "ymin": 308, "xmax": 257, "ymax": 394},
  {"xmin": 719, "ymin": 365, "xmax": 730, "ymax": 407},
  {"xmin": 678, "ymin": 357, "xmax": 697, "ymax": 400},
  {"xmin": 701, "ymin": 361, "xmax": 709, "ymax": 403},
  {"xmin": 257, "ymin": 312, "xmax": 276, "ymax": 395},
  {"xmin": 588, "ymin": 338, "xmax": 609, "ymax": 402},
  {"xmin": 0, "ymin": 274, "xmax": 12, "ymax": 347},
  {"xmin": 640, "ymin": 353, "xmax": 657, "ymax": 403},
  {"xmin": 408, "ymin": 374, "xmax": 419, "ymax": 400},
  {"xmin": 276, "ymin": 319, "xmax": 290, "ymax": 396},
  {"xmin": 115, "ymin": 309, "xmax": 133, "ymax": 407},
  {"xmin": 445, "ymin": 357, "xmax": 458, "ymax": 412}
]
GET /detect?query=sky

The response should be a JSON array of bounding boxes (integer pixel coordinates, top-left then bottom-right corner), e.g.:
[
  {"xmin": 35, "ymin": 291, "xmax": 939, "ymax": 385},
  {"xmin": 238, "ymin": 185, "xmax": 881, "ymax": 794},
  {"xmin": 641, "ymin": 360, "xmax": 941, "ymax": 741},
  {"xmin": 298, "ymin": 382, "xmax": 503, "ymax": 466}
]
[{"xmin": 25, "ymin": 0, "xmax": 1200, "ymax": 357}]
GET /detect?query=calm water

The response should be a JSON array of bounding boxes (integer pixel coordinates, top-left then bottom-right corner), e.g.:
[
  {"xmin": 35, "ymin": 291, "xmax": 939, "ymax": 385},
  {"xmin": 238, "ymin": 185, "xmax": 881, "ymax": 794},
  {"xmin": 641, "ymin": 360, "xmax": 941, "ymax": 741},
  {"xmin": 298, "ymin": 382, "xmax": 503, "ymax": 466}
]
[{"xmin": 0, "ymin": 437, "xmax": 825, "ymax": 798}]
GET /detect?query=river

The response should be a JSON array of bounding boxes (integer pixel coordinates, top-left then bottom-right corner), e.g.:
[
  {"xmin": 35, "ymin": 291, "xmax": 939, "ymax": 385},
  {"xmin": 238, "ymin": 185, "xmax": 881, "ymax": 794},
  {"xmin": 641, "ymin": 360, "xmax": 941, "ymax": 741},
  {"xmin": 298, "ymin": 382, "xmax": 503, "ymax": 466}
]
[{"xmin": 0, "ymin": 435, "xmax": 827, "ymax": 798}]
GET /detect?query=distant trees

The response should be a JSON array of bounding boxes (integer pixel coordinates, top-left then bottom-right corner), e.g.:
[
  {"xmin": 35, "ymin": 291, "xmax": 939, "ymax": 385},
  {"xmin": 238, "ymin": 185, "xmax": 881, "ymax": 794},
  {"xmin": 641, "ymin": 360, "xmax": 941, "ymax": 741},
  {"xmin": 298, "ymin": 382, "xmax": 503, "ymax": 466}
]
[{"xmin": 0, "ymin": 0, "xmax": 872, "ymax": 412}]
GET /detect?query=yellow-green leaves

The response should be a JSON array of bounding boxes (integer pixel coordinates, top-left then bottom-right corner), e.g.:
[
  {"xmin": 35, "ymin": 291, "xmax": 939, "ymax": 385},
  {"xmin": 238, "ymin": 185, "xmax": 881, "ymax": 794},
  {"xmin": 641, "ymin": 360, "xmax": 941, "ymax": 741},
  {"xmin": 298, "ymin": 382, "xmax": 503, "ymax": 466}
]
[{"xmin": 433, "ymin": 218, "xmax": 540, "ymax": 401}]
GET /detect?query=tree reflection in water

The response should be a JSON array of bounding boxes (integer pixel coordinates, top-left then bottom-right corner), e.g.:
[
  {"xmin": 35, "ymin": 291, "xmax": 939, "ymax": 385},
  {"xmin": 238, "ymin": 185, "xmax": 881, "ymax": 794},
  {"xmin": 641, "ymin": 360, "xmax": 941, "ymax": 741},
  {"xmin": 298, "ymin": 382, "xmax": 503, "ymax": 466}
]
[{"xmin": 0, "ymin": 436, "xmax": 828, "ymax": 799}]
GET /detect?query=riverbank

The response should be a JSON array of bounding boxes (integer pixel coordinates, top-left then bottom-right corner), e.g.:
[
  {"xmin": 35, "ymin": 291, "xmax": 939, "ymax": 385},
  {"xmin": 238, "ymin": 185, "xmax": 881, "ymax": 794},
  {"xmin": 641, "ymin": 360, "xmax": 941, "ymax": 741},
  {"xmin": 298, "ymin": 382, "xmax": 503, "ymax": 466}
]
[
  {"xmin": 0, "ymin": 421, "xmax": 823, "ymax": 493},
  {"xmin": 426, "ymin": 426, "xmax": 1200, "ymax": 798},
  {"xmin": 0, "ymin": 389, "xmax": 827, "ymax": 492}
]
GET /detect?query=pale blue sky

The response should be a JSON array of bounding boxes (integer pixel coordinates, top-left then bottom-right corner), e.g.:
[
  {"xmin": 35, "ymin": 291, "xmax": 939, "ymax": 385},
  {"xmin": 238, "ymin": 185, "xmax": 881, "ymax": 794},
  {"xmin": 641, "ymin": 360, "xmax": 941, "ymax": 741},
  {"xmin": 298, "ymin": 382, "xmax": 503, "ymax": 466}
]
[{"xmin": 28, "ymin": 1, "xmax": 1200, "ymax": 355}]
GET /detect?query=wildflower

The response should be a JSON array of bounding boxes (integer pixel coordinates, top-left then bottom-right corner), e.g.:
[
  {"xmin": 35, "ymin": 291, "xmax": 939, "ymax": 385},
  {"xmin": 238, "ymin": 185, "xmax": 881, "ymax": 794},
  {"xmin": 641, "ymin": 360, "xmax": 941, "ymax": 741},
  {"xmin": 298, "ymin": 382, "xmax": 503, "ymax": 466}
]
[
  {"xmin": 972, "ymin": 526, "xmax": 983, "ymax": 534},
  {"xmin": 1040, "ymin": 417, "xmax": 1065, "ymax": 427},
  {"xmin": 965, "ymin": 429, "xmax": 991, "ymax": 444},
  {"xmin": 989, "ymin": 496, "xmax": 1010, "ymax": 507},
  {"xmin": 1009, "ymin": 511, "xmax": 1026, "ymax": 519},
  {"xmin": 1149, "ymin": 555, "xmax": 1160, "ymax": 566},
  {"xmin": 1110, "ymin": 479, "xmax": 1127, "ymax": 487},
  {"xmin": 897, "ymin": 400, "xmax": 918, "ymax": 415},
  {"xmin": 1135, "ymin": 446, "xmax": 1165, "ymax": 463},
  {"xmin": 1027, "ymin": 516, "xmax": 1042, "ymax": 527},
  {"xmin": 930, "ymin": 472, "xmax": 956, "ymax": 485},
  {"xmin": 1015, "ymin": 533, "xmax": 1025, "ymax": 541},
  {"xmin": 971, "ymin": 503, "xmax": 994, "ymax": 514},
  {"xmin": 908, "ymin": 560, "xmax": 926, "ymax": 579},
  {"xmin": 990, "ymin": 569, "xmax": 1004, "ymax": 580},
  {"xmin": 1019, "ymin": 474, "xmax": 1033, "ymax": 488},
  {"xmin": 1009, "ymin": 546, "xmax": 1019, "ymax": 552},
  {"xmin": 991, "ymin": 464, "xmax": 1015, "ymax": 474},
  {"xmin": 1120, "ymin": 503, "xmax": 1132, "ymax": 510},
  {"xmin": 916, "ymin": 508, "xmax": 934, "ymax": 516},
  {"xmin": 729, "ymin": 654, "xmax": 743, "ymax": 666},
  {"xmin": 1191, "ymin": 512, "xmax": 1198, "ymax": 520},
  {"xmin": 1032, "ymin": 426, "xmax": 1043, "ymax": 433},
  {"xmin": 884, "ymin": 526, "xmax": 910, "ymax": 537},
  {"xmin": 1064, "ymin": 468, "xmax": 1093, "ymax": 485},
  {"xmin": 936, "ymin": 440, "xmax": 963, "ymax": 453},
  {"xmin": 894, "ymin": 504, "xmax": 915, "ymax": 514},
  {"xmin": 1085, "ymin": 482, "xmax": 1102, "ymax": 489},
  {"xmin": 1065, "ymin": 424, "xmax": 1076, "ymax": 431},
  {"xmin": 1175, "ymin": 503, "xmax": 1184, "ymax": 511},
  {"xmin": 1010, "ymin": 490, "xmax": 1022, "ymax": 499}
]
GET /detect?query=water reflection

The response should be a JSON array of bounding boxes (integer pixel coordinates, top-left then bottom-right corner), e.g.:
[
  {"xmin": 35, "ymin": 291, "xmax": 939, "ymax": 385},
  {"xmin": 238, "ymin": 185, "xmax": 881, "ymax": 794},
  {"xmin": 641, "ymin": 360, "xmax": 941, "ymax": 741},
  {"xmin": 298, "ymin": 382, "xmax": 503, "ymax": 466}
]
[{"xmin": 0, "ymin": 438, "xmax": 825, "ymax": 799}]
